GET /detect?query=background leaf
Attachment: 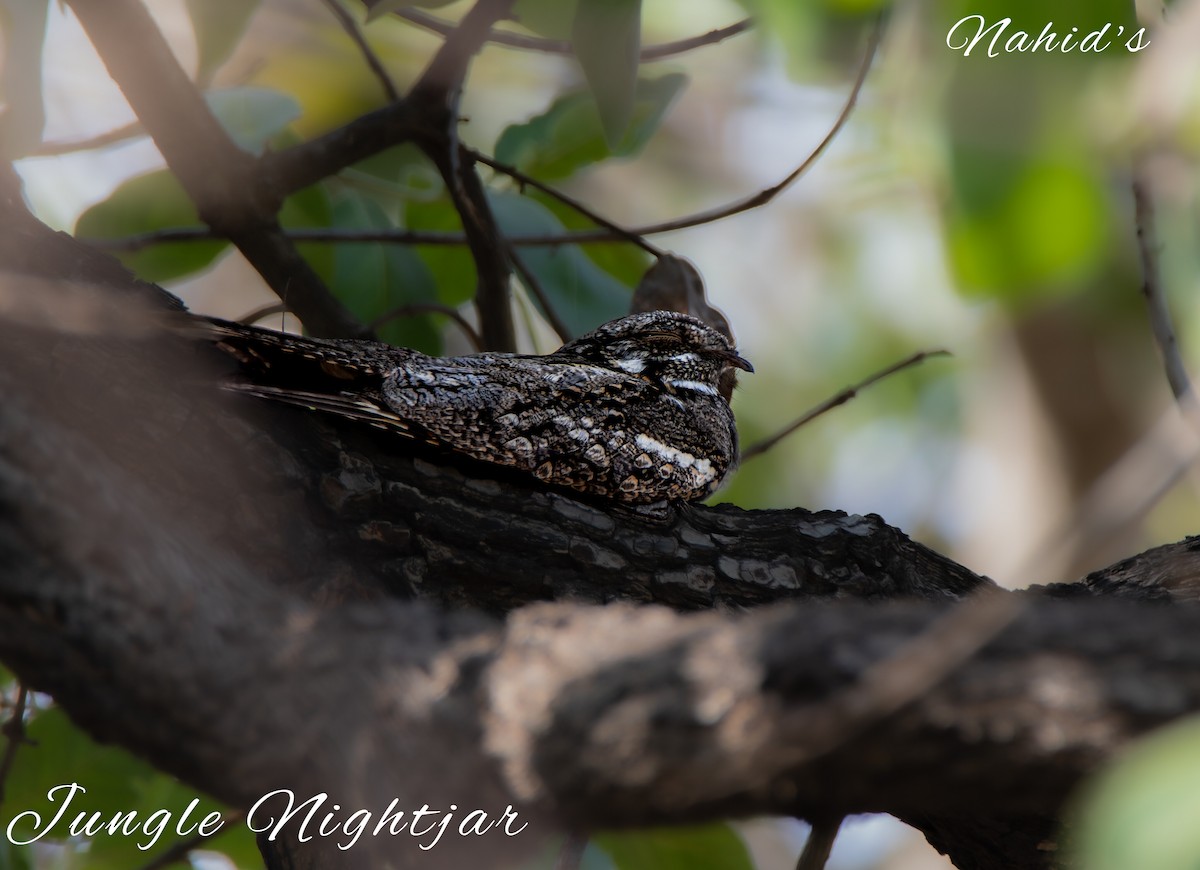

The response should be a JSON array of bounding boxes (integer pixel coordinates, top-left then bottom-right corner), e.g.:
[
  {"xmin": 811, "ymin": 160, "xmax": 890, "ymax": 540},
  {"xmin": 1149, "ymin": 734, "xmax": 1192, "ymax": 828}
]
[
  {"xmin": 1073, "ymin": 716, "xmax": 1200, "ymax": 870},
  {"xmin": 490, "ymin": 191, "xmax": 631, "ymax": 337},
  {"xmin": 494, "ymin": 73, "xmax": 686, "ymax": 181},
  {"xmin": 330, "ymin": 190, "xmax": 442, "ymax": 353},
  {"xmin": 4, "ymin": 707, "xmax": 258, "ymax": 870},
  {"xmin": 185, "ymin": 0, "xmax": 262, "ymax": 85},
  {"xmin": 75, "ymin": 170, "xmax": 228, "ymax": 284},
  {"xmin": 571, "ymin": 0, "xmax": 642, "ymax": 147},
  {"xmin": 205, "ymin": 86, "xmax": 303, "ymax": 155}
]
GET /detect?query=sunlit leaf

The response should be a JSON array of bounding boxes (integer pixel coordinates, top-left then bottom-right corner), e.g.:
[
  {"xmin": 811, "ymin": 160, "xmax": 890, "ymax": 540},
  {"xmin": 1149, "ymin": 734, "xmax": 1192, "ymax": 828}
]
[
  {"xmin": 572, "ymin": 0, "xmax": 642, "ymax": 147},
  {"xmin": 75, "ymin": 170, "xmax": 228, "ymax": 284},
  {"xmin": 494, "ymin": 73, "xmax": 686, "ymax": 181},
  {"xmin": 490, "ymin": 191, "xmax": 630, "ymax": 337},
  {"xmin": 947, "ymin": 153, "xmax": 1108, "ymax": 303},
  {"xmin": 185, "ymin": 0, "xmax": 261, "ymax": 83},
  {"xmin": 1073, "ymin": 717, "xmax": 1200, "ymax": 870},
  {"xmin": 594, "ymin": 823, "xmax": 755, "ymax": 870}
]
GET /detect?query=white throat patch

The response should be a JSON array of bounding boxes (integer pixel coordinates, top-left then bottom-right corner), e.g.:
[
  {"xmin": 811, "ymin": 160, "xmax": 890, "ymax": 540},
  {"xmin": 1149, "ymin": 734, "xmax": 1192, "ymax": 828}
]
[{"xmin": 668, "ymin": 379, "xmax": 718, "ymax": 396}]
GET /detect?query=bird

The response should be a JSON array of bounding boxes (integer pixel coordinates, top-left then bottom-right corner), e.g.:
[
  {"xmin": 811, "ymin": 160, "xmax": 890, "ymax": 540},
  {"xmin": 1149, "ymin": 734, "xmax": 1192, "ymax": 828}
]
[{"xmin": 204, "ymin": 310, "xmax": 752, "ymax": 503}]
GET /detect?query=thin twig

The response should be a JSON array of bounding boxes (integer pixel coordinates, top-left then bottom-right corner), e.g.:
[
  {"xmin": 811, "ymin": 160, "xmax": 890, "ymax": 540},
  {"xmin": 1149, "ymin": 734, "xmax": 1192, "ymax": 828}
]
[
  {"xmin": 740, "ymin": 349, "xmax": 949, "ymax": 463},
  {"xmin": 397, "ymin": 10, "xmax": 751, "ymax": 61},
  {"xmin": 629, "ymin": 14, "xmax": 882, "ymax": 237},
  {"xmin": 1132, "ymin": 170, "xmax": 1198, "ymax": 417},
  {"xmin": 134, "ymin": 810, "xmax": 245, "ymax": 870},
  {"xmin": 369, "ymin": 302, "xmax": 484, "ymax": 351},
  {"xmin": 0, "ymin": 684, "xmax": 30, "ymax": 806},
  {"xmin": 35, "ymin": 119, "xmax": 144, "ymax": 156},
  {"xmin": 795, "ymin": 817, "xmax": 842, "ymax": 870},
  {"xmin": 320, "ymin": 0, "xmax": 400, "ymax": 102},
  {"xmin": 407, "ymin": 0, "xmax": 519, "ymax": 352},
  {"xmin": 104, "ymin": 16, "xmax": 880, "ymax": 258},
  {"xmin": 505, "ymin": 241, "xmax": 572, "ymax": 342},
  {"xmin": 238, "ymin": 302, "xmax": 290, "ymax": 326},
  {"xmin": 553, "ymin": 832, "xmax": 588, "ymax": 870},
  {"xmin": 470, "ymin": 146, "xmax": 663, "ymax": 257}
]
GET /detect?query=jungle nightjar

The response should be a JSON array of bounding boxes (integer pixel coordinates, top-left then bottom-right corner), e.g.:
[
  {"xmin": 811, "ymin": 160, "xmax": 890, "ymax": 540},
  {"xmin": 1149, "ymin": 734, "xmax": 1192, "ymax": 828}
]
[{"xmin": 206, "ymin": 310, "xmax": 752, "ymax": 503}]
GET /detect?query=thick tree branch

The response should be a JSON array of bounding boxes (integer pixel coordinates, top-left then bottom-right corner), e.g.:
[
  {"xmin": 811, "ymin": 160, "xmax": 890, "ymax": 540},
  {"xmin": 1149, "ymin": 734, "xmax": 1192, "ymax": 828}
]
[
  {"xmin": 65, "ymin": 0, "xmax": 368, "ymax": 339},
  {"xmin": 6, "ymin": 197, "xmax": 1200, "ymax": 870}
]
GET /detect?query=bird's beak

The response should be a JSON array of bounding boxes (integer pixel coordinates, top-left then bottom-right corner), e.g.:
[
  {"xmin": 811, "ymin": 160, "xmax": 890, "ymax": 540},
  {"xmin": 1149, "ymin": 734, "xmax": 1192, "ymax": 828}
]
[{"xmin": 724, "ymin": 351, "xmax": 754, "ymax": 373}]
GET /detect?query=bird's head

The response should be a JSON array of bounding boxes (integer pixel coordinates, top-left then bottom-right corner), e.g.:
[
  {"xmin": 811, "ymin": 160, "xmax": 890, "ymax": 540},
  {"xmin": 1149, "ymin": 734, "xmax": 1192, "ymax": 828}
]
[{"xmin": 559, "ymin": 311, "xmax": 753, "ymax": 400}]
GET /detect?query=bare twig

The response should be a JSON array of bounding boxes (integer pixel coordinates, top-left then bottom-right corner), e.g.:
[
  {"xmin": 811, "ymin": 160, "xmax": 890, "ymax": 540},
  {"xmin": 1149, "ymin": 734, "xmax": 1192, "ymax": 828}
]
[
  {"xmin": 627, "ymin": 15, "xmax": 882, "ymax": 237},
  {"xmin": 239, "ymin": 302, "xmax": 290, "ymax": 326},
  {"xmin": 134, "ymin": 810, "xmax": 245, "ymax": 870},
  {"xmin": 0, "ymin": 683, "xmax": 30, "ymax": 806},
  {"xmin": 66, "ymin": 0, "xmax": 368, "ymax": 339},
  {"xmin": 1132, "ymin": 170, "xmax": 1198, "ymax": 417},
  {"xmin": 505, "ymin": 241, "xmax": 572, "ymax": 342},
  {"xmin": 397, "ymin": 9, "xmax": 751, "ymax": 61},
  {"xmin": 369, "ymin": 302, "xmax": 484, "ymax": 351},
  {"xmin": 406, "ymin": 0, "xmax": 520, "ymax": 352},
  {"xmin": 795, "ymin": 817, "xmax": 842, "ymax": 870},
  {"xmin": 740, "ymin": 349, "xmax": 949, "ymax": 463},
  {"xmin": 35, "ymin": 119, "xmax": 144, "ymax": 156},
  {"xmin": 320, "ymin": 0, "xmax": 400, "ymax": 102},
  {"xmin": 553, "ymin": 832, "xmax": 588, "ymax": 870},
  {"xmin": 470, "ymin": 146, "xmax": 663, "ymax": 257}
]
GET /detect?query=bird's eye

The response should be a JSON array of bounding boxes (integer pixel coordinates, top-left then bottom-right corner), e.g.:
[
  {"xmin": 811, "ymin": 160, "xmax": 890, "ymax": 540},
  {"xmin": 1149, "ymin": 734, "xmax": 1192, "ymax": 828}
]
[{"xmin": 642, "ymin": 330, "xmax": 679, "ymax": 346}]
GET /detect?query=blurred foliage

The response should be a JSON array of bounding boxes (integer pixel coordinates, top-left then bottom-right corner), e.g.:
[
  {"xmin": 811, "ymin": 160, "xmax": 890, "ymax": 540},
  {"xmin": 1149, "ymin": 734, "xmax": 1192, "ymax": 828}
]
[
  {"xmin": 1072, "ymin": 716, "xmax": 1200, "ymax": 870},
  {"xmin": 0, "ymin": 693, "xmax": 259, "ymax": 869}
]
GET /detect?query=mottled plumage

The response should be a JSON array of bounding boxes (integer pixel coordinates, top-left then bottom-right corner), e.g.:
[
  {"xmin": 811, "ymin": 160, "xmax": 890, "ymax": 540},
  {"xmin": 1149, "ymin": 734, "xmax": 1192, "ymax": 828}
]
[{"xmin": 206, "ymin": 311, "xmax": 752, "ymax": 503}]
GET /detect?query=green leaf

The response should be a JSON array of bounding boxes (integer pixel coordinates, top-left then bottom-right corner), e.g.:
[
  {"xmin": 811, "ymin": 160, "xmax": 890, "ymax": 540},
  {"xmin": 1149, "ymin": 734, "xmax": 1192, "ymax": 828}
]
[
  {"xmin": 205, "ymin": 86, "xmax": 302, "ymax": 154},
  {"xmin": 75, "ymin": 170, "xmax": 228, "ymax": 284},
  {"xmin": 571, "ymin": 0, "xmax": 642, "ymax": 147},
  {"xmin": 0, "ymin": 0, "xmax": 48, "ymax": 159},
  {"xmin": 494, "ymin": 73, "xmax": 686, "ymax": 181},
  {"xmin": 528, "ymin": 190, "xmax": 652, "ymax": 287},
  {"xmin": 330, "ymin": 191, "xmax": 443, "ymax": 354},
  {"xmin": 947, "ymin": 152, "xmax": 1108, "ymax": 304},
  {"xmin": 594, "ymin": 823, "xmax": 755, "ymax": 870},
  {"xmin": 281, "ymin": 182, "xmax": 337, "ymax": 289},
  {"xmin": 404, "ymin": 196, "xmax": 477, "ymax": 306},
  {"xmin": 4, "ymin": 707, "xmax": 256, "ymax": 870},
  {"xmin": 185, "ymin": 0, "xmax": 261, "ymax": 84},
  {"xmin": 490, "ymin": 191, "xmax": 630, "ymax": 337},
  {"xmin": 1073, "ymin": 717, "xmax": 1200, "ymax": 870},
  {"xmin": 512, "ymin": 0, "xmax": 579, "ymax": 39}
]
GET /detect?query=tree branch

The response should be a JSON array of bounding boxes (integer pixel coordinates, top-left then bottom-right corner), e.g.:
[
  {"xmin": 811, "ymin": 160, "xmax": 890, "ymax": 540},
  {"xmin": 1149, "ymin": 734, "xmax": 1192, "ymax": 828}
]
[
  {"xmin": 65, "ymin": 0, "xmax": 369, "ymax": 338},
  {"xmin": 1132, "ymin": 169, "xmax": 1198, "ymax": 418},
  {"xmin": 7, "ymin": 192, "xmax": 1200, "ymax": 870}
]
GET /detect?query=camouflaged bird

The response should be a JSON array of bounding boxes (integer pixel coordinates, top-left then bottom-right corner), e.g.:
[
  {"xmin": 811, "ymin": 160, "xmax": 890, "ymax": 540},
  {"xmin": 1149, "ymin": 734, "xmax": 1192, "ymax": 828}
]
[{"xmin": 207, "ymin": 310, "xmax": 752, "ymax": 503}]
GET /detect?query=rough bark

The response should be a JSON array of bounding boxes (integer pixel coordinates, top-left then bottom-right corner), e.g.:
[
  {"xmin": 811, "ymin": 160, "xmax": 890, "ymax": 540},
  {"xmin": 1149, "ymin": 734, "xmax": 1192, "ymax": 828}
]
[{"xmin": 5, "ymin": 184, "xmax": 1200, "ymax": 870}]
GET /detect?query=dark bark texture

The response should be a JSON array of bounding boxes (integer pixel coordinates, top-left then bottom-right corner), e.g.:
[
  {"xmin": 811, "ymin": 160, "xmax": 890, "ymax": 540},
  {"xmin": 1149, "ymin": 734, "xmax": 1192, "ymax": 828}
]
[{"xmin": 4, "ymin": 171, "xmax": 1200, "ymax": 870}]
